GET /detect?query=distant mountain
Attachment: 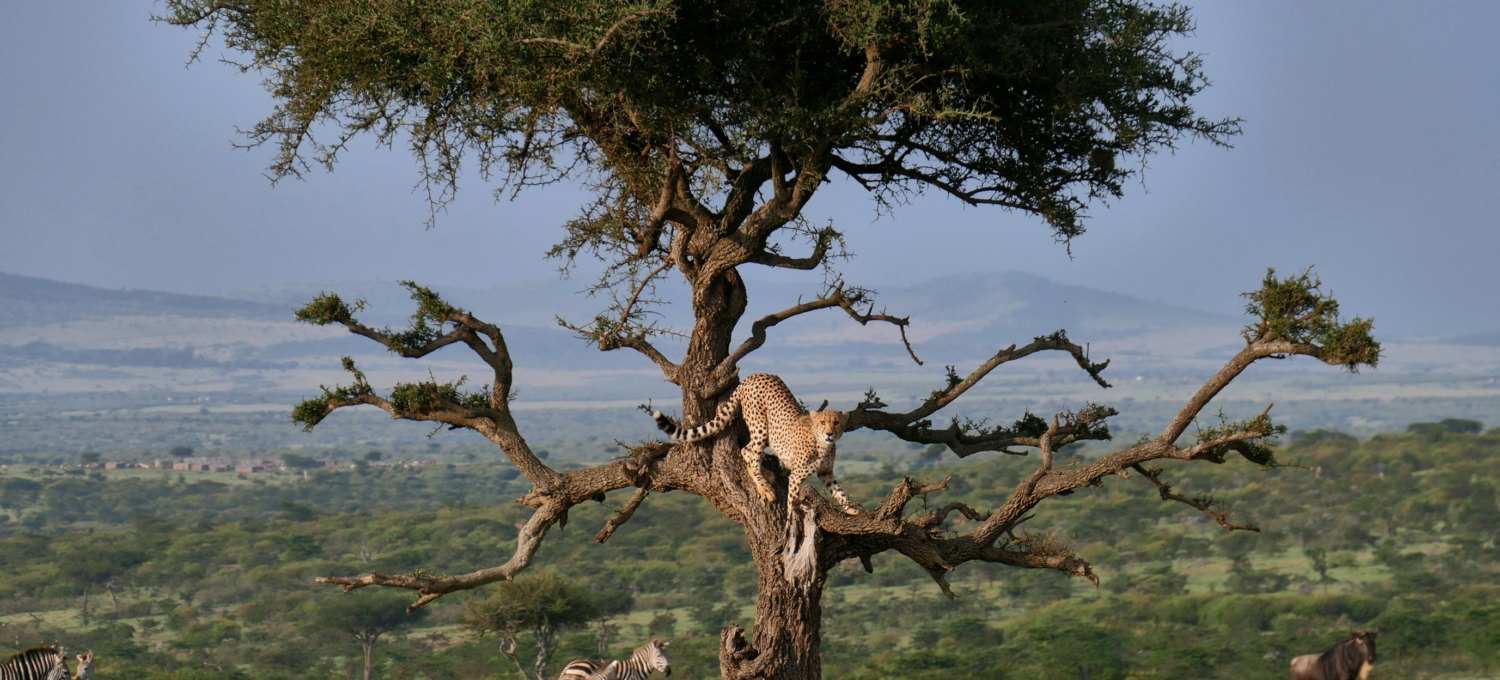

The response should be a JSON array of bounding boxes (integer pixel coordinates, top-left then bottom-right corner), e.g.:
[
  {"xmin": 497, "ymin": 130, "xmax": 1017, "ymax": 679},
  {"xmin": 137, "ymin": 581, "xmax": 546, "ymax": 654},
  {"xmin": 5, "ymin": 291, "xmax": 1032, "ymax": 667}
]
[
  {"xmin": 0, "ymin": 272, "xmax": 286, "ymax": 329},
  {"xmin": 214, "ymin": 278, "xmax": 607, "ymax": 329},
  {"xmin": 723, "ymin": 271, "xmax": 1241, "ymax": 370},
  {"xmin": 210, "ymin": 272, "xmax": 1241, "ymax": 367}
]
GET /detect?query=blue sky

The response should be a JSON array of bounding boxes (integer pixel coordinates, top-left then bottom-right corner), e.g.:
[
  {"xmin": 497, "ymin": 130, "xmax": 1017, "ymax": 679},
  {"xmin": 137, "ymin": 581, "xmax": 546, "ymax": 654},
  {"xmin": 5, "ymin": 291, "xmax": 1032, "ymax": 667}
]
[{"xmin": 2, "ymin": 1, "xmax": 1497, "ymax": 338}]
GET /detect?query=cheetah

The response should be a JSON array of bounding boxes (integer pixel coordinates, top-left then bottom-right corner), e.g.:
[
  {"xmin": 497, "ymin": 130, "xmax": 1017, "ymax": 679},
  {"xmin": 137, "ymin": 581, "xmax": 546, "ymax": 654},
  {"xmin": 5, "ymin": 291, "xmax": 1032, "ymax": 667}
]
[{"xmin": 653, "ymin": 373, "xmax": 860, "ymax": 515}]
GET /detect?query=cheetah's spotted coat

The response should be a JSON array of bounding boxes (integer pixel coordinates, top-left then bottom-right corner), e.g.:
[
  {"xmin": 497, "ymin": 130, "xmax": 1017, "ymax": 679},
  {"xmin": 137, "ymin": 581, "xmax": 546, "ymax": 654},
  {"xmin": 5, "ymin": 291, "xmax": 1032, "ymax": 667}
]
[{"xmin": 653, "ymin": 373, "xmax": 859, "ymax": 514}]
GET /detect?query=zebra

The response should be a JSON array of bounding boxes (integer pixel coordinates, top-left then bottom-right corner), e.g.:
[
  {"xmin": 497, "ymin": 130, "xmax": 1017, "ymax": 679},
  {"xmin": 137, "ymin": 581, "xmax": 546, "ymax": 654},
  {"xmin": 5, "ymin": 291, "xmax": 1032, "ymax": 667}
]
[
  {"xmin": 70, "ymin": 652, "xmax": 93, "ymax": 680},
  {"xmin": 0, "ymin": 647, "xmax": 69, "ymax": 680},
  {"xmin": 557, "ymin": 640, "xmax": 670, "ymax": 680}
]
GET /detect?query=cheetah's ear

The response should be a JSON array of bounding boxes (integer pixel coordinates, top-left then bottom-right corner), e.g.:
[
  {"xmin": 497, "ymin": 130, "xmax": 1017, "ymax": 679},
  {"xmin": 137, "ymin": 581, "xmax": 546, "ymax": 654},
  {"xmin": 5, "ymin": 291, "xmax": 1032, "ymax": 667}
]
[{"xmin": 834, "ymin": 411, "xmax": 849, "ymax": 426}]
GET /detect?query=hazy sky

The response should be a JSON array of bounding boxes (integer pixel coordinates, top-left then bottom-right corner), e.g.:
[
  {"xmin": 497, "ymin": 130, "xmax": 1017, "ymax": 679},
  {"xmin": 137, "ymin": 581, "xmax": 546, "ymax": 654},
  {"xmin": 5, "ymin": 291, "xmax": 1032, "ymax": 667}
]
[{"xmin": 2, "ymin": 1, "xmax": 1497, "ymax": 338}]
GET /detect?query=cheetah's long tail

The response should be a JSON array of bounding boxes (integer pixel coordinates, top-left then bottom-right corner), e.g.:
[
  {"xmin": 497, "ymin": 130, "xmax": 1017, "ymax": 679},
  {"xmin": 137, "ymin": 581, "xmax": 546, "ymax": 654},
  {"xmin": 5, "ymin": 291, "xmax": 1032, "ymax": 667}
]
[{"xmin": 653, "ymin": 396, "xmax": 739, "ymax": 443}]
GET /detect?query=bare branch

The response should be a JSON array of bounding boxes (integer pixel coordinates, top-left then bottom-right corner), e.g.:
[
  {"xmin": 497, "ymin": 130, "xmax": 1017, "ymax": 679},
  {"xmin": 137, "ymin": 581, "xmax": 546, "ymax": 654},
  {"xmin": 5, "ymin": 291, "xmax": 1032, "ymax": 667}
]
[
  {"xmin": 849, "ymin": 330, "xmax": 1110, "ymax": 454},
  {"xmin": 748, "ymin": 230, "xmax": 833, "ymax": 270},
  {"xmin": 907, "ymin": 502, "xmax": 990, "ymax": 530},
  {"xmin": 316, "ymin": 501, "xmax": 568, "ymax": 612},
  {"xmin": 605, "ymin": 335, "xmax": 683, "ymax": 384},
  {"xmin": 702, "ymin": 282, "xmax": 918, "ymax": 397},
  {"xmin": 617, "ymin": 259, "xmax": 675, "ymax": 330},
  {"xmin": 558, "ymin": 317, "xmax": 683, "ymax": 384},
  {"xmin": 1131, "ymin": 464, "xmax": 1259, "ymax": 532},
  {"xmin": 595, "ymin": 488, "xmax": 650, "ymax": 543},
  {"xmin": 873, "ymin": 476, "xmax": 951, "ymax": 522},
  {"xmin": 976, "ymin": 543, "xmax": 1098, "ymax": 585},
  {"xmin": 1158, "ymin": 340, "xmax": 1319, "ymax": 447}
]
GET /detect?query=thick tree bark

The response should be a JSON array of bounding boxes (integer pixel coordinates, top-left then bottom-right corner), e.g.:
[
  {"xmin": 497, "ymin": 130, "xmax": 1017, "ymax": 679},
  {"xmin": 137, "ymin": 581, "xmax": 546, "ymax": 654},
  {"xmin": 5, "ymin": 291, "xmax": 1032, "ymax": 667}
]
[
  {"xmin": 682, "ymin": 270, "xmax": 748, "ymax": 414},
  {"xmin": 731, "ymin": 543, "xmax": 825, "ymax": 680}
]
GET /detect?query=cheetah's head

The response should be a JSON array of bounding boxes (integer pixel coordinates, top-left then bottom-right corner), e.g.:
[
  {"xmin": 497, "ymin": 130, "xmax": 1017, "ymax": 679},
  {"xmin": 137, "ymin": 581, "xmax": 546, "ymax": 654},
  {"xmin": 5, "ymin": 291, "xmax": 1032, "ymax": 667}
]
[{"xmin": 809, "ymin": 410, "xmax": 848, "ymax": 446}]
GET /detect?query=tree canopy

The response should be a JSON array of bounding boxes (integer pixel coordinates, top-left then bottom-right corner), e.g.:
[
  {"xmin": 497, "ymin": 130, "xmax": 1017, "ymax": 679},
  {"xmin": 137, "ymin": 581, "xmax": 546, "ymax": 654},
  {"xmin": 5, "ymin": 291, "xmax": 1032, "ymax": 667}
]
[
  {"xmin": 462, "ymin": 572, "xmax": 601, "ymax": 680},
  {"xmin": 165, "ymin": 0, "xmax": 1235, "ymax": 239},
  {"xmin": 312, "ymin": 591, "xmax": 428, "ymax": 680}
]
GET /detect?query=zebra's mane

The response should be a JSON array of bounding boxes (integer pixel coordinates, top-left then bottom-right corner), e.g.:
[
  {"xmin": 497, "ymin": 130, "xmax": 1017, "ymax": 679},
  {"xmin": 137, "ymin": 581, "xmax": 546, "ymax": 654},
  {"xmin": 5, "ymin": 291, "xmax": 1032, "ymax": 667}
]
[{"xmin": 5, "ymin": 646, "xmax": 62, "ymax": 665}]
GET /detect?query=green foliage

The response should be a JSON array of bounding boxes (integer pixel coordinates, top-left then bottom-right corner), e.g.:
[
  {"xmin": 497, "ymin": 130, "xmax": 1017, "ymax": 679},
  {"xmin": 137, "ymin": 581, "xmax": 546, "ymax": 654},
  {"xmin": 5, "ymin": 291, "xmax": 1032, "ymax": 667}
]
[
  {"xmin": 1010, "ymin": 411, "xmax": 1048, "ymax": 438},
  {"xmin": 1191, "ymin": 410, "xmax": 1287, "ymax": 465},
  {"xmin": 387, "ymin": 377, "xmax": 492, "ymax": 416},
  {"xmin": 461, "ymin": 571, "xmax": 601, "ymax": 678},
  {"xmin": 3, "ymin": 426, "xmax": 1500, "ymax": 677},
  {"xmin": 462, "ymin": 572, "xmax": 600, "ymax": 639},
  {"xmin": 163, "ymin": 0, "xmax": 1237, "ymax": 239},
  {"xmin": 375, "ymin": 281, "xmax": 463, "ymax": 354},
  {"xmin": 293, "ymin": 292, "xmax": 362, "ymax": 326},
  {"xmin": 291, "ymin": 357, "xmax": 375, "ymax": 430},
  {"xmin": 1241, "ymin": 268, "xmax": 1381, "ymax": 370},
  {"xmin": 311, "ymin": 590, "xmax": 428, "ymax": 642},
  {"xmin": 1408, "ymin": 418, "xmax": 1484, "ymax": 437},
  {"xmin": 280, "ymin": 454, "xmax": 318, "ymax": 469}
]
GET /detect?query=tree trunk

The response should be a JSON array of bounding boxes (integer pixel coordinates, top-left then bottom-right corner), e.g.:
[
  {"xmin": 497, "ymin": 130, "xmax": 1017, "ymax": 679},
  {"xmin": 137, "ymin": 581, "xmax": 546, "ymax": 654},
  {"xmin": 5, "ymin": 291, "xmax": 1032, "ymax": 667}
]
[
  {"xmin": 682, "ymin": 270, "xmax": 747, "ymax": 417},
  {"xmin": 719, "ymin": 509, "xmax": 825, "ymax": 680},
  {"xmin": 534, "ymin": 628, "xmax": 555, "ymax": 680},
  {"xmin": 362, "ymin": 638, "xmax": 375, "ymax": 680}
]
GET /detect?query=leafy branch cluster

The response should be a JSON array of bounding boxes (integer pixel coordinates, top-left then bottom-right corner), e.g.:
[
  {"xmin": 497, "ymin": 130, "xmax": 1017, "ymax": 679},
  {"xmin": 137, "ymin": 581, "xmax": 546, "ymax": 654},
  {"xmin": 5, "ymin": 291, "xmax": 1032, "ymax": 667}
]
[
  {"xmin": 1242, "ymin": 268, "xmax": 1380, "ymax": 370},
  {"xmin": 1188, "ymin": 410, "xmax": 1287, "ymax": 466},
  {"xmin": 290, "ymin": 357, "xmax": 374, "ymax": 430}
]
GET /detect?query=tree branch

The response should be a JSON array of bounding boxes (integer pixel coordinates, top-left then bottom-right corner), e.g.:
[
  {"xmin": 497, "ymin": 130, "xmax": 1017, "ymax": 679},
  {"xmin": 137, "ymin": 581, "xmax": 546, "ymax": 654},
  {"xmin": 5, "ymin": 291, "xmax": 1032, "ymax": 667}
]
[
  {"xmin": 1131, "ymin": 464, "xmax": 1259, "ymax": 532},
  {"xmin": 317, "ymin": 443, "xmax": 680, "ymax": 610},
  {"xmin": 516, "ymin": 9, "xmax": 672, "ymax": 59},
  {"xmin": 858, "ymin": 330, "xmax": 1109, "ymax": 425},
  {"xmin": 701, "ymin": 281, "xmax": 918, "ymax": 397},
  {"xmin": 557, "ymin": 316, "xmax": 683, "ymax": 384},
  {"xmin": 595, "ymin": 488, "xmax": 650, "ymax": 544},
  {"xmin": 317, "ymin": 500, "xmax": 568, "ymax": 612},
  {"xmin": 976, "ymin": 543, "xmax": 1098, "ymax": 585},
  {"xmin": 849, "ymin": 331, "xmax": 1111, "ymax": 455}
]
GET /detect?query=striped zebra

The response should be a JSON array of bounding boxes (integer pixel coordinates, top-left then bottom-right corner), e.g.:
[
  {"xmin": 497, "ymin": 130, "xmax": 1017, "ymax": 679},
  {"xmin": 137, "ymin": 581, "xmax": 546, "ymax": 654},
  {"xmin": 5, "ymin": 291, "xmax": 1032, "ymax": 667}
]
[
  {"xmin": 557, "ymin": 640, "xmax": 670, "ymax": 680},
  {"xmin": 0, "ymin": 647, "xmax": 69, "ymax": 680}
]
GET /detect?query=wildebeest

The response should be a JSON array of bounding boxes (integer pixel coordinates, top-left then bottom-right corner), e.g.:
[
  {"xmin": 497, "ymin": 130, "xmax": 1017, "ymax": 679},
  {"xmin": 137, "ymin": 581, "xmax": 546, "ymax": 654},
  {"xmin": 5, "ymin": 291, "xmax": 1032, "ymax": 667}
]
[{"xmin": 1290, "ymin": 629, "xmax": 1378, "ymax": 680}]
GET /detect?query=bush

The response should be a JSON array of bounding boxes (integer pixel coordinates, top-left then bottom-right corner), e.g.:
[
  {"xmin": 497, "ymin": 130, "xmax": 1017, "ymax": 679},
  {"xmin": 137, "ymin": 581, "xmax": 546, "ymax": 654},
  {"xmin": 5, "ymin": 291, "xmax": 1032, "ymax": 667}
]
[{"xmin": 1199, "ymin": 595, "xmax": 1275, "ymax": 631}]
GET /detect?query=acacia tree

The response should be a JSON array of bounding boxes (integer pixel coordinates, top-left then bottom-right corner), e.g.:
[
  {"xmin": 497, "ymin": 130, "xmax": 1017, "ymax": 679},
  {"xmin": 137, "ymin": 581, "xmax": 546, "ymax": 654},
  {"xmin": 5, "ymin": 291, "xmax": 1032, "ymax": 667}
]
[
  {"xmin": 461, "ymin": 572, "xmax": 600, "ymax": 680},
  {"xmin": 312, "ymin": 591, "xmax": 429, "ymax": 680},
  {"xmin": 163, "ymin": 1, "xmax": 1380, "ymax": 678}
]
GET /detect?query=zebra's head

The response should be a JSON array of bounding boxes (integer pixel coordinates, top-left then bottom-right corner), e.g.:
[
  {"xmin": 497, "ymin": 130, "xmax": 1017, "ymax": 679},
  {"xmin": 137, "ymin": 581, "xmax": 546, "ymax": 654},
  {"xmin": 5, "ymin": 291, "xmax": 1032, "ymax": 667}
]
[
  {"xmin": 648, "ymin": 640, "xmax": 671, "ymax": 676},
  {"xmin": 74, "ymin": 651, "xmax": 95, "ymax": 680}
]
